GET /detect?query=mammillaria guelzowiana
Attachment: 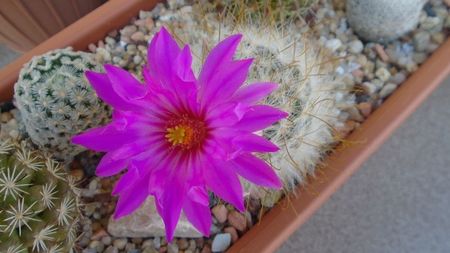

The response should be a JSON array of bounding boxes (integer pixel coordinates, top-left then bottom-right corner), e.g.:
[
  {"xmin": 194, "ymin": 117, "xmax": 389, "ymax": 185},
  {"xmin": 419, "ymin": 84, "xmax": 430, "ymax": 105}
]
[
  {"xmin": 14, "ymin": 48, "xmax": 110, "ymax": 163},
  {"xmin": 146, "ymin": 7, "xmax": 354, "ymax": 206},
  {"xmin": 0, "ymin": 139, "xmax": 80, "ymax": 253}
]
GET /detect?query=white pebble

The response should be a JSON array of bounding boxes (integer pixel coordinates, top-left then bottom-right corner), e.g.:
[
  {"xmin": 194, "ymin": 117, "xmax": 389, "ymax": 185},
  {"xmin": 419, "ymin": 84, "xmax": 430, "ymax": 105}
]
[
  {"xmin": 348, "ymin": 39, "xmax": 364, "ymax": 54},
  {"xmin": 211, "ymin": 233, "xmax": 232, "ymax": 252},
  {"xmin": 375, "ymin": 68, "xmax": 391, "ymax": 82},
  {"xmin": 325, "ymin": 38, "xmax": 342, "ymax": 52}
]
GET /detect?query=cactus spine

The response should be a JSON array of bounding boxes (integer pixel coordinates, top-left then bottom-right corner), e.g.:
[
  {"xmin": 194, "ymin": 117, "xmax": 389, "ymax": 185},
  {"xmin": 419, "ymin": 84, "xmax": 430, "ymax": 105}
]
[{"xmin": 0, "ymin": 139, "xmax": 80, "ymax": 252}]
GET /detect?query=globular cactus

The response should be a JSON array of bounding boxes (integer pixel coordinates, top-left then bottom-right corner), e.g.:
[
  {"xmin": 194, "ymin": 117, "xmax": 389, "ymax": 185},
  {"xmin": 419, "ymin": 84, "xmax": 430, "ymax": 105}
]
[
  {"xmin": 14, "ymin": 48, "xmax": 110, "ymax": 163},
  {"xmin": 0, "ymin": 139, "xmax": 80, "ymax": 252},
  {"xmin": 150, "ymin": 8, "xmax": 353, "ymax": 205}
]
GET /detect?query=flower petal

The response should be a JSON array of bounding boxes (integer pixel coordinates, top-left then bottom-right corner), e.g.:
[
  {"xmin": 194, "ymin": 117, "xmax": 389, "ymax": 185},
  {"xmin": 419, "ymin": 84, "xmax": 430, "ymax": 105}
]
[
  {"xmin": 232, "ymin": 82, "xmax": 278, "ymax": 105},
  {"xmin": 104, "ymin": 64, "xmax": 148, "ymax": 100},
  {"xmin": 147, "ymin": 27, "xmax": 181, "ymax": 87},
  {"xmin": 72, "ymin": 124, "xmax": 130, "ymax": 152},
  {"xmin": 204, "ymin": 159, "xmax": 244, "ymax": 211},
  {"xmin": 200, "ymin": 59, "xmax": 253, "ymax": 106},
  {"xmin": 199, "ymin": 34, "xmax": 242, "ymax": 87},
  {"xmin": 183, "ymin": 193, "xmax": 211, "ymax": 236},
  {"xmin": 174, "ymin": 45, "xmax": 196, "ymax": 83},
  {"xmin": 156, "ymin": 177, "xmax": 185, "ymax": 241},
  {"xmin": 232, "ymin": 153, "xmax": 282, "ymax": 188},
  {"xmin": 187, "ymin": 186, "xmax": 209, "ymax": 206},
  {"xmin": 235, "ymin": 105, "xmax": 288, "ymax": 132},
  {"xmin": 113, "ymin": 173, "xmax": 149, "ymax": 219},
  {"xmin": 96, "ymin": 139, "xmax": 155, "ymax": 177},
  {"xmin": 232, "ymin": 133, "xmax": 279, "ymax": 153},
  {"xmin": 112, "ymin": 168, "xmax": 140, "ymax": 195},
  {"xmin": 96, "ymin": 152, "xmax": 128, "ymax": 177},
  {"xmin": 85, "ymin": 71, "xmax": 132, "ymax": 109}
]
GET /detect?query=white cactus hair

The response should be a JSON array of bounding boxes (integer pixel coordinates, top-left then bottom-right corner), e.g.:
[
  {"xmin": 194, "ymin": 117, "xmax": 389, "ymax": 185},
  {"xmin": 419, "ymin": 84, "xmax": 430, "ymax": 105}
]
[
  {"xmin": 153, "ymin": 4, "xmax": 353, "ymax": 204},
  {"xmin": 232, "ymin": 24, "xmax": 352, "ymax": 195}
]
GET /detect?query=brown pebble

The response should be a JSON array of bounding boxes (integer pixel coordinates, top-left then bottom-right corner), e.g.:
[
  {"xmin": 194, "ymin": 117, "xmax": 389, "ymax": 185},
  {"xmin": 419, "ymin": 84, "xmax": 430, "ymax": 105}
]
[
  {"xmin": 70, "ymin": 168, "xmax": 84, "ymax": 181},
  {"xmin": 145, "ymin": 17, "xmax": 155, "ymax": 30},
  {"xmin": 201, "ymin": 245, "xmax": 212, "ymax": 253},
  {"xmin": 159, "ymin": 246, "xmax": 167, "ymax": 253},
  {"xmin": 92, "ymin": 222, "xmax": 102, "ymax": 232},
  {"xmin": 177, "ymin": 238, "xmax": 189, "ymax": 250},
  {"xmin": 338, "ymin": 120, "xmax": 358, "ymax": 138},
  {"xmin": 228, "ymin": 211, "xmax": 247, "ymax": 232},
  {"xmin": 351, "ymin": 69, "xmax": 364, "ymax": 79},
  {"xmin": 131, "ymin": 31, "xmax": 145, "ymax": 42},
  {"xmin": 357, "ymin": 102, "xmax": 372, "ymax": 118},
  {"xmin": 195, "ymin": 238, "xmax": 204, "ymax": 248},
  {"xmin": 90, "ymin": 228, "xmax": 108, "ymax": 240},
  {"xmin": 212, "ymin": 205, "xmax": 228, "ymax": 223},
  {"xmin": 88, "ymin": 43, "xmax": 97, "ymax": 53},
  {"xmin": 108, "ymin": 30, "xmax": 118, "ymax": 37},
  {"xmin": 224, "ymin": 226, "xmax": 239, "ymax": 243},
  {"xmin": 374, "ymin": 44, "xmax": 389, "ymax": 62}
]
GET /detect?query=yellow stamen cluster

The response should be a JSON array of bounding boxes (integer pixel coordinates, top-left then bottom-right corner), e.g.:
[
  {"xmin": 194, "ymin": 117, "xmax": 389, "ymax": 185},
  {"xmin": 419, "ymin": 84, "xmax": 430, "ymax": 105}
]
[{"xmin": 165, "ymin": 125, "xmax": 194, "ymax": 146}]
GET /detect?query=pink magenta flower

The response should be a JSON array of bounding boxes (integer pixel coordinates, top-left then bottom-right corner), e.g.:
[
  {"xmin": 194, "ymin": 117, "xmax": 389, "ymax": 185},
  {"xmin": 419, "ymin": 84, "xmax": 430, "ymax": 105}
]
[{"xmin": 72, "ymin": 27, "xmax": 287, "ymax": 240}]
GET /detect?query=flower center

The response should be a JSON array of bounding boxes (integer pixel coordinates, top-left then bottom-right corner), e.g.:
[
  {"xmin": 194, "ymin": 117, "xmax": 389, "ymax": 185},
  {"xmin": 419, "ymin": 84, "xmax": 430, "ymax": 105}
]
[{"xmin": 165, "ymin": 115, "xmax": 207, "ymax": 150}]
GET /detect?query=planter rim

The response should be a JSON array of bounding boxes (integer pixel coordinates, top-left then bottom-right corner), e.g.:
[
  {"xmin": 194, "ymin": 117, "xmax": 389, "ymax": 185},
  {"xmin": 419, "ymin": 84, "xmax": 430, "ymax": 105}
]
[{"xmin": 0, "ymin": 0, "xmax": 449, "ymax": 252}]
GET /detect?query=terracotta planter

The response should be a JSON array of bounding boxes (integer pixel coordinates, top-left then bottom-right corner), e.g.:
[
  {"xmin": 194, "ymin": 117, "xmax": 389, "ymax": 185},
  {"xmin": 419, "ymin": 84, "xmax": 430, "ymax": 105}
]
[
  {"xmin": 0, "ymin": 0, "xmax": 449, "ymax": 252},
  {"xmin": 0, "ymin": 0, "xmax": 106, "ymax": 52}
]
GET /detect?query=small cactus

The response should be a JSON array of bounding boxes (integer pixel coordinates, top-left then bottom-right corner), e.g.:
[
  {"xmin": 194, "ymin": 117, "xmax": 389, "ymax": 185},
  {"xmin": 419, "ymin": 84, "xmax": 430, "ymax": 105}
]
[
  {"xmin": 14, "ymin": 48, "xmax": 110, "ymax": 163},
  {"xmin": 0, "ymin": 139, "xmax": 80, "ymax": 252}
]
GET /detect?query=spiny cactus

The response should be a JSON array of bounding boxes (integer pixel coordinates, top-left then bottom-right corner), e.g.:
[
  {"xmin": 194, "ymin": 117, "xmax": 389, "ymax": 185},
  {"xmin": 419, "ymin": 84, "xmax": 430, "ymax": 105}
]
[
  {"xmin": 149, "ymin": 6, "xmax": 353, "ymax": 203},
  {"xmin": 14, "ymin": 48, "xmax": 110, "ymax": 163},
  {"xmin": 0, "ymin": 139, "xmax": 80, "ymax": 253},
  {"xmin": 210, "ymin": 0, "xmax": 318, "ymax": 25}
]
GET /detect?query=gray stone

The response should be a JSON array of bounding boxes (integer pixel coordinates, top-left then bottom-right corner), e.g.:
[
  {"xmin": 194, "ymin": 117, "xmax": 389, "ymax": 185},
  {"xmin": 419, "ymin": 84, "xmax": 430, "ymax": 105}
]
[
  {"xmin": 113, "ymin": 238, "xmax": 128, "ymax": 250},
  {"xmin": 390, "ymin": 72, "xmax": 407, "ymax": 85},
  {"xmin": 413, "ymin": 31, "xmax": 431, "ymax": 52},
  {"xmin": 346, "ymin": 0, "xmax": 427, "ymax": 42},
  {"xmin": 102, "ymin": 236, "xmax": 112, "ymax": 246},
  {"xmin": 153, "ymin": 237, "xmax": 161, "ymax": 249},
  {"xmin": 211, "ymin": 233, "xmax": 232, "ymax": 252},
  {"xmin": 167, "ymin": 243, "xmax": 179, "ymax": 253},
  {"xmin": 89, "ymin": 240, "xmax": 105, "ymax": 252},
  {"xmin": 108, "ymin": 198, "xmax": 202, "ymax": 238},
  {"xmin": 104, "ymin": 246, "xmax": 119, "ymax": 253},
  {"xmin": 380, "ymin": 83, "xmax": 398, "ymax": 99},
  {"xmin": 142, "ymin": 239, "xmax": 154, "ymax": 249},
  {"xmin": 143, "ymin": 248, "xmax": 159, "ymax": 253},
  {"xmin": 348, "ymin": 40, "xmax": 364, "ymax": 54}
]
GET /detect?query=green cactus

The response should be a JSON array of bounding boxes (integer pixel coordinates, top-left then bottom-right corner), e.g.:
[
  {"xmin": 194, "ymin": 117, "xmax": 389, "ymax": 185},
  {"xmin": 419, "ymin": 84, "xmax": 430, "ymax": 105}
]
[
  {"xmin": 14, "ymin": 48, "xmax": 110, "ymax": 163},
  {"xmin": 0, "ymin": 139, "xmax": 80, "ymax": 253}
]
